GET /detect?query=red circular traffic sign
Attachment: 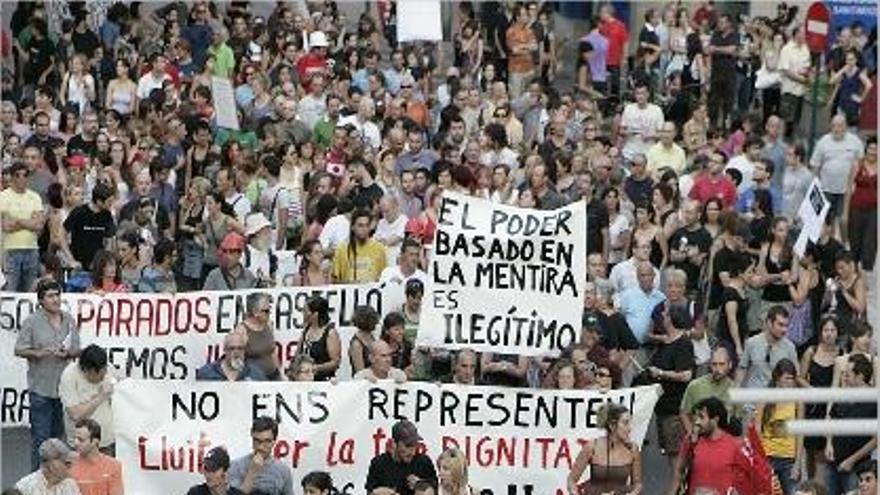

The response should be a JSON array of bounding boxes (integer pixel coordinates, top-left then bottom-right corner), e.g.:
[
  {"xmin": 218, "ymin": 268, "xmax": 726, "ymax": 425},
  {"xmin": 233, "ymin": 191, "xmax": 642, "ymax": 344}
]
[{"xmin": 805, "ymin": 2, "xmax": 831, "ymax": 53}]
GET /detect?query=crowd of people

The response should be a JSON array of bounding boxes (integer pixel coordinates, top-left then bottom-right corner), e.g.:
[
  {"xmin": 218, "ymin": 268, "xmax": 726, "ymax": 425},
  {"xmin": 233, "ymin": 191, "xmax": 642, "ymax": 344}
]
[{"xmin": 1, "ymin": 1, "xmax": 878, "ymax": 495}]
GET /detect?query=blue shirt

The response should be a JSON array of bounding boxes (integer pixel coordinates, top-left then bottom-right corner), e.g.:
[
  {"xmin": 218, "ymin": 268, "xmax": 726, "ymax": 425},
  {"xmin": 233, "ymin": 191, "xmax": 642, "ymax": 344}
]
[
  {"xmin": 394, "ymin": 148, "xmax": 440, "ymax": 176},
  {"xmin": 618, "ymin": 287, "xmax": 666, "ymax": 344},
  {"xmin": 735, "ymin": 185, "xmax": 781, "ymax": 215},
  {"xmin": 582, "ymin": 30, "xmax": 609, "ymax": 82}
]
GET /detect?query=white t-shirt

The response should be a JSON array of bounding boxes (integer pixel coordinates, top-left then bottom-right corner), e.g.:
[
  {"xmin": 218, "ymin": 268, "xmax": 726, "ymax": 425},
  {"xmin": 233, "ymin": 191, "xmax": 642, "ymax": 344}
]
[
  {"xmin": 16, "ymin": 470, "xmax": 82, "ymax": 495},
  {"xmin": 354, "ymin": 367, "xmax": 407, "ymax": 382},
  {"xmin": 621, "ymin": 103, "xmax": 665, "ymax": 161},
  {"xmin": 136, "ymin": 72, "xmax": 171, "ymax": 100},
  {"xmin": 259, "ymin": 184, "xmax": 293, "ymax": 245},
  {"xmin": 778, "ymin": 41, "xmax": 811, "ymax": 97},
  {"xmin": 338, "ymin": 114, "xmax": 382, "ymax": 149},
  {"xmin": 58, "ymin": 362, "xmax": 115, "ymax": 447},
  {"xmin": 725, "ymin": 154, "xmax": 757, "ymax": 193},
  {"xmin": 374, "ymin": 214, "xmax": 409, "ymax": 266},
  {"xmin": 318, "ymin": 214, "xmax": 350, "ymax": 252}
]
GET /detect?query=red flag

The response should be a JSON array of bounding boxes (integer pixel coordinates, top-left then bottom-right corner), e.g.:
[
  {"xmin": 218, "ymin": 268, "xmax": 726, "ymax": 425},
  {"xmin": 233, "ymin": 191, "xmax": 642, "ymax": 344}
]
[{"xmin": 733, "ymin": 423, "xmax": 783, "ymax": 495}]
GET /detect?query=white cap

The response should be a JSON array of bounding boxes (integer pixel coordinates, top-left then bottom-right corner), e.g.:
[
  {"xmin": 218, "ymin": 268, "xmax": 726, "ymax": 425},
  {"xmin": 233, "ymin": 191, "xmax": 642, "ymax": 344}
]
[{"xmin": 309, "ymin": 31, "xmax": 329, "ymax": 48}]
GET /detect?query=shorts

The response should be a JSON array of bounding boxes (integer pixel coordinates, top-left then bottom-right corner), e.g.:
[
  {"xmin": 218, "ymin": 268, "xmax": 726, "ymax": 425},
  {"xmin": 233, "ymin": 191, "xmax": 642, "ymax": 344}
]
[
  {"xmin": 824, "ymin": 192, "xmax": 845, "ymax": 219},
  {"xmin": 657, "ymin": 414, "xmax": 684, "ymax": 455}
]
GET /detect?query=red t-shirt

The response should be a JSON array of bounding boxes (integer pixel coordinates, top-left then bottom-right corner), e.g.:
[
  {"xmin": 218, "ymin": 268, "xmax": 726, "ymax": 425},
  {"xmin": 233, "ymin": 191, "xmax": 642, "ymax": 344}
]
[
  {"xmin": 689, "ymin": 174, "xmax": 737, "ymax": 208},
  {"xmin": 599, "ymin": 18, "xmax": 629, "ymax": 67},
  {"xmin": 681, "ymin": 432, "xmax": 742, "ymax": 495}
]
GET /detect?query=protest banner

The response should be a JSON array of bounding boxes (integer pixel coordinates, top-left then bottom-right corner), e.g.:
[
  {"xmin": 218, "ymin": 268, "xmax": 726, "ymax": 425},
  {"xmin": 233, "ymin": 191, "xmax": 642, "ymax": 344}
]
[
  {"xmin": 114, "ymin": 379, "xmax": 661, "ymax": 494},
  {"xmin": 793, "ymin": 179, "xmax": 830, "ymax": 257},
  {"xmin": 418, "ymin": 191, "xmax": 587, "ymax": 356},
  {"xmin": 396, "ymin": 0, "xmax": 443, "ymax": 43},
  {"xmin": 0, "ymin": 284, "xmax": 406, "ymax": 428},
  {"xmin": 212, "ymin": 76, "xmax": 240, "ymax": 130}
]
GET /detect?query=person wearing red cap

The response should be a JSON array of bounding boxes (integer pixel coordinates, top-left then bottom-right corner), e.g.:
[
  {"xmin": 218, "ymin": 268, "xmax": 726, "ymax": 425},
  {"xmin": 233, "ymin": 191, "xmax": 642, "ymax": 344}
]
[{"xmin": 202, "ymin": 232, "xmax": 257, "ymax": 291}]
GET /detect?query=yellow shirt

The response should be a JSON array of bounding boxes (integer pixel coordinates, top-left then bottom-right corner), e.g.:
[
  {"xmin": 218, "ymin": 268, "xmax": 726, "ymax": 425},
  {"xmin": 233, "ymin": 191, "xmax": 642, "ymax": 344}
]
[
  {"xmin": 0, "ymin": 188, "xmax": 43, "ymax": 250},
  {"xmin": 761, "ymin": 402, "xmax": 797, "ymax": 458},
  {"xmin": 646, "ymin": 141, "xmax": 687, "ymax": 176},
  {"xmin": 332, "ymin": 239, "xmax": 387, "ymax": 283}
]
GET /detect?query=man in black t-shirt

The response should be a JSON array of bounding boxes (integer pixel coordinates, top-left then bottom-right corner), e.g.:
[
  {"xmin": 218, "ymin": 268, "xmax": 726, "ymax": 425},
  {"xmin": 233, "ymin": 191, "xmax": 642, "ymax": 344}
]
[
  {"xmin": 63, "ymin": 182, "xmax": 117, "ymax": 270},
  {"xmin": 669, "ymin": 199, "xmax": 712, "ymax": 295},
  {"xmin": 187, "ymin": 447, "xmax": 245, "ymax": 495},
  {"xmin": 826, "ymin": 354, "xmax": 877, "ymax": 494},
  {"xmin": 579, "ymin": 172, "xmax": 609, "ymax": 257},
  {"xmin": 707, "ymin": 14, "xmax": 739, "ymax": 130},
  {"xmin": 365, "ymin": 420, "xmax": 437, "ymax": 495}
]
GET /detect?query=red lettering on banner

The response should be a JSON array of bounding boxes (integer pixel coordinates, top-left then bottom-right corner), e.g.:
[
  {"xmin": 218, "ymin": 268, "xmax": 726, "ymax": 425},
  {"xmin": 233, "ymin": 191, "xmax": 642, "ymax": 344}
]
[
  {"xmin": 372, "ymin": 427, "xmax": 388, "ymax": 457},
  {"xmin": 174, "ymin": 298, "xmax": 191, "ymax": 334},
  {"xmin": 136, "ymin": 300, "xmax": 153, "ymax": 335},
  {"xmin": 155, "ymin": 300, "xmax": 171, "ymax": 336},
  {"xmin": 274, "ymin": 438, "xmax": 311, "ymax": 468},
  {"xmin": 137, "ymin": 435, "xmax": 207, "ymax": 473},
  {"xmin": 193, "ymin": 297, "xmax": 212, "ymax": 332},
  {"xmin": 117, "ymin": 298, "xmax": 134, "ymax": 335},
  {"xmin": 440, "ymin": 435, "xmax": 584, "ymax": 469},
  {"xmin": 77, "ymin": 299, "xmax": 96, "ymax": 329},
  {"xmin": 326, "ymin": 432, "xmax": 354, "ymax": 465}
]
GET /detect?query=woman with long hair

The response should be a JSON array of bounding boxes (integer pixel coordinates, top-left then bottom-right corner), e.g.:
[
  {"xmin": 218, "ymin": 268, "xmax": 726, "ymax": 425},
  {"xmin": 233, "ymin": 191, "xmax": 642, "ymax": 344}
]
[
  {"xmin": 568, "ymin": 403, "xmax": 642, "ymax": 494},
  {"xmin": 823, "ymin": 251, "xmax": 867, "ymax": 340},
  {"xmin": 757, "ymin": 217, "xmax": 796, "ymax": 320},
  {"xmin": 292, "ymin": 240, "xmax": 331, "ymax": 287},
  {"xmin": 702, "ymin": 197, "xmax": 723, "ymax": 240},
  {"xmin": 632, "ymin": 202, "xmax": 666, "ymax": 269},
  {"xmin": 298, "ymin": 296, "xmax": 341, "ymax": 381},
  {"xmin": 798, "ymin": 315, "xmax": 843, "ymax": 480},
  {"xmin": 178, "ymin": 177, "xmax": 211, "ymax": 290},
  {"xmin": 236, "ymin": 293, "xmax": 280, "ymax": 380},
  {"xmin": 348, "ymin": 305, "xmax": 378, "ymax": 376},
  {"xmin": 201, "ymin": 191, "xmax": 244, "ymax": 280},
  {"xmin": 105, "ymin": 57, "xmax": 137, "ymax": 117},
  {"xmin": 88, "ymin": 250, "xmax": 128, "ymax": 293},
  {"xmin": 437, "ymin": 447, "xmax": 475, "ymax": 495},
  {"xmin": 756, "ymin": 358, "xmax": 803, "ymax": 495},
  {"xmin": 381, "ymin": 312, "xmax": 413, "ymax": 376},
  {"xmin": 60, "ymin": 53, "xmax": 96, "ymax": 115},
  {"xmin": 541, "ymin": 359, "xmax": 588, "ymax": 390},
  {"xmin": 843, "ymin": 137, "xmax": 877, "ymax": 272},
  {"xmin": 604, "ymin": 188, "xmax": 631, "ymax": 269}
]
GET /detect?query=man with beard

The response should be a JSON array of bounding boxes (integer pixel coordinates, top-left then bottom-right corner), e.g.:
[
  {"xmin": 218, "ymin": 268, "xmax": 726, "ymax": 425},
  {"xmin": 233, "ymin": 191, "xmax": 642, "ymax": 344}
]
[
  {"xmin": 668, "ymin": 397, "xmax": 744, "ymax": 495},
  {"xmin": 196, "ymin": 332, "xmax": 265, "ymax": 381},
  {"xmin": 332, "ymin": 209, "xmax": 386, "ymax": 283},
  {"xmin": 678, "ymin": 347, "xmax": 735, "ymax": 437}
]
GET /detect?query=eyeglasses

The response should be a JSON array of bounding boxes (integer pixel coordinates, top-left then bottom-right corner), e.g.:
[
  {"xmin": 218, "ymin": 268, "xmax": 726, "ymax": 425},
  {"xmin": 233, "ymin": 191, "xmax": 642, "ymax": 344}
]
[{"xmin": 596, "ymin": 371, "xmax": 612, "ymax": 378}]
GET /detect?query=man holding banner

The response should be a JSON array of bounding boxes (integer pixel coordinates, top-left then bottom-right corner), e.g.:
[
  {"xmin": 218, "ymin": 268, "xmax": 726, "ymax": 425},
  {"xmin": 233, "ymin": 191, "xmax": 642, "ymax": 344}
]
[{"xmin": 365, "ymin": 419, "xmax": 437, "ymax": 495}]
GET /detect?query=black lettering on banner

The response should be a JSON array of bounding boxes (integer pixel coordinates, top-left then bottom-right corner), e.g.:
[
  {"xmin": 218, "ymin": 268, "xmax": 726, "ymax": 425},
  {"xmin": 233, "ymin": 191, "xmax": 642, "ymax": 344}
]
[
  {"xmin": 432, "ymin": 260, "xmax": 465, "ymax": 285},
  {"xmin": 437, "ymin": 196, "xmax": 459, "ymax": 226},
  {"xmin": 513, "ymin": 392, "xmax": 533, "ymax": 428},
  {"xmin": 443, "ymin": 309, "xmax": 573, "ymax": 352},
  {"xmin": 171, "ymin": 391, "xmax": 219, "ymax": 421},
  {"xmin": 392, "ymin": 388, "xmax": 409, "ymax": 420},
  {"xmin": 107, "ymin": 345, "xmax": 189, "ymax": 380},
  {"xmin": 1, "ymin": 387, "xmax": 29, "ymax": 424},
  {"xmin": 464, "ymin": 392, "xmax": 483, "ymax": 427},
  {"xmin": 367, "ymin": 387, "xmax": 388, "ymax": 420},
  {"xmin": 432, "ymin": 290, "xmax": 459, "ymax": 311},
  {"xmin": 414, "ymin": 388, "xmax": 433, "ymax": 423},
  {"xmin": 486, "ymin": 392, "xmax": 511, "ymax": 427},
  {"xmin": 439, "ymin": 390, "xmax": 460, "ymax": 427}
]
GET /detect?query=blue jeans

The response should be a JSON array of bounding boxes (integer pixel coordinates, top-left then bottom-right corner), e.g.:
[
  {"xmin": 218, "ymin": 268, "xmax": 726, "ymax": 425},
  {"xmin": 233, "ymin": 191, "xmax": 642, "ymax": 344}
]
[
  {"xmin": 28, "ymin": 392, "xmax": 65, "ymax": 471},
  {"xmin": 769, "ymin": 456, "xmax": 795, "ymax": 495},
  {"xmin": 824, "ymin": 462, "xmax": 859, "ymax": 495},
  {"xmin": 5, "ymin": 248, "xmax": 39, "ymax": 292}
]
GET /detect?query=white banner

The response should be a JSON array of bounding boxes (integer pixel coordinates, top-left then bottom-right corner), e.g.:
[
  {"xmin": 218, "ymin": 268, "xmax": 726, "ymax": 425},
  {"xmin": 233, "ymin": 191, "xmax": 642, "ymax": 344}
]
[
  {"xmin": 114, "ymin": 380, "xmax": 661, "ymax": 494},
  {"xmin": 1, "ymin": 284, "xmax": 405, "ymax": 427},
  {"xmin": 212, "ymin": 76, "xmax": 240, "ymax": 130},
  {"xmin": 396, "ymin": 0, "xmax": 443, "ymax": 42},
  {"xmin": 418, "ymin": 192, "xmax": 587, "ymax": 356}
]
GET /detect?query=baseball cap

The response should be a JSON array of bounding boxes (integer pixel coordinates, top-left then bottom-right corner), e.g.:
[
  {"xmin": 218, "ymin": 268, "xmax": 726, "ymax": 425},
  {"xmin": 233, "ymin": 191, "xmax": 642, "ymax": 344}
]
[
  {"xmin": 219, "ymin": 232, "xmax": 246, "ymax": 252},
  {"xmin": 66, "ymin": 154, "xmax": 87, "ymax": 169},
  {"xmin": 392, "ymin": 419, "xmax": 422, "ymax": 446},
  {"xmin": 203, "ymin": 447, "xmax": 230, "ymax": 472}
]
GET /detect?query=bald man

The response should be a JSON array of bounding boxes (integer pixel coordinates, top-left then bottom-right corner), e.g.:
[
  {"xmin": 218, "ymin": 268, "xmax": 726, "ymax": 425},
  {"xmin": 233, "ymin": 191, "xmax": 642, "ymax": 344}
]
[
  {"xmin": 353, "ymin": 340, "xmax": 407, "ymax": 383},
  {"xmin": 196, "ymin": 332, "xmax": 267, "ymax": 381}
]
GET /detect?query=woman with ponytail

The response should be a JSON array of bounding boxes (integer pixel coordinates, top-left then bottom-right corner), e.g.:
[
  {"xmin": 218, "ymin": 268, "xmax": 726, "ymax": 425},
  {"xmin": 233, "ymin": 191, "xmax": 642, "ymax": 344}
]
[
  {"xmin": 756, "ymin": 358, "xmax": 803, "ymax": 495},
  {"xmin": 567, "ymin": 403, "xmax": 642, "ymax": 494}
]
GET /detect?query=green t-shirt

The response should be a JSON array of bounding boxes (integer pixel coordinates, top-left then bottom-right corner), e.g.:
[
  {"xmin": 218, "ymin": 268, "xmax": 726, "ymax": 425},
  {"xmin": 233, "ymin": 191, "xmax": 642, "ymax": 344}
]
[
  {"xmin": 679, "ymin": 374, "xmax": 733, "ymax": 415},
  {"xmin": 209, "ymin": 43, "xmax": 236, "ymax": 79}
]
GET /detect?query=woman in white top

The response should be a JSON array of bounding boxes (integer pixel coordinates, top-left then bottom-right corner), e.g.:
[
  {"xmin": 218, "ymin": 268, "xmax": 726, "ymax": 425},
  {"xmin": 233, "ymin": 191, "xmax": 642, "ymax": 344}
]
[
  {"xmin": 604, "ymin": 187, "xmax": 632, "ymax": 267},
  {"xmin": 105, "ymin": 58, "xmax": 137, "ymax": 116},
  {"xmin": 60, "ymin": 54, "xmax": 96, "ymax": 115}
]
